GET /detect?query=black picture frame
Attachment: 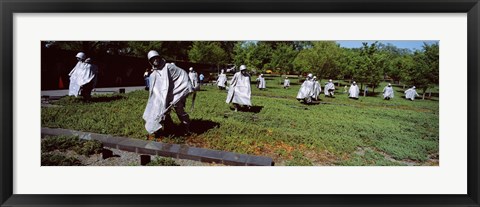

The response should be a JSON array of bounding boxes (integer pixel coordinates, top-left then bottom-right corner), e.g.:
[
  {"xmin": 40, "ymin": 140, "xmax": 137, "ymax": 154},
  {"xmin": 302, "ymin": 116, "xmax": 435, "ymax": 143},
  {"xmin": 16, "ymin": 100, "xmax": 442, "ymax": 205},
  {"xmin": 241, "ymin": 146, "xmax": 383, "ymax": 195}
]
[{"xmin": 1, "ymin": 0, "xmax": 479, "ymax": 206}]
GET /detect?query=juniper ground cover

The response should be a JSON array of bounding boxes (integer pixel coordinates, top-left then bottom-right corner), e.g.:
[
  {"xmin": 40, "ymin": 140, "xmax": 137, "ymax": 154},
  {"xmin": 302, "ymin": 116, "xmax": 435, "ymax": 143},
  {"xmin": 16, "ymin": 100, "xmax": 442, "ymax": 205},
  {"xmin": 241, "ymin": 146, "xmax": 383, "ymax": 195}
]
[{"xmin": 42, "ymin": 75, "xmax": 439, "ymax": 166}]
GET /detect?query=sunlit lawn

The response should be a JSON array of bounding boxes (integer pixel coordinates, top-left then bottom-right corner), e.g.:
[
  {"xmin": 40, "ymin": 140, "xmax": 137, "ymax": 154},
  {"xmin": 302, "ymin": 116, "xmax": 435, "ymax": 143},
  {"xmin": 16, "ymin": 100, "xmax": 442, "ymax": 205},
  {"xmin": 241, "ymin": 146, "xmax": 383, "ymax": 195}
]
[{"xmin": 42, "ymin": 75, "xmax": 439, "ymax": 166}]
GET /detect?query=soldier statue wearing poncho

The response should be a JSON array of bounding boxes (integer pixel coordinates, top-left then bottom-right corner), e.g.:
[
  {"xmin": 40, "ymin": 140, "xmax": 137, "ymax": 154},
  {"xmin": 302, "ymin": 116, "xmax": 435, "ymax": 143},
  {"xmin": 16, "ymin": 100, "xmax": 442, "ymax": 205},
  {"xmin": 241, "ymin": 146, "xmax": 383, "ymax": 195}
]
[
  {"xmin": 296, "ymin": 73, "xmax": 315, "ymax": 103},
  {"xmin": 324, "ymin": 79, "xmax": 335, "ymax": 97},
  {"xmin": 348, "ymin": 81, "xmax": 360, "ymax": 99},
  {"xmin": 283, "ymin": 76, "xmax": 290, "ymax": 89},
  {"xmin": 68, "ymin": 52, "xmax": 86, "ymax": 97},
  {"xmin": 404, "ymin": 86, "xmax": 419, "ymax": 101},
  {"xmin": 256, "ymin": 74, "xmax": 266, "ymax": 90},
  {"xmin": 79, "ymin": 58, "xmax": 98, "ymax": 100},
  {"xmin": 383, "ymin": 83, "xmax": 394, "ymax": 100},
  {"xmin": 312, "ymin": 76, "xmax": 322, "ymax": 101},
  {"xmin": 217, "ymin": 69, "xmax": 227, "ymax": 90},
  {"xmin": 188, "ymin": 67, "xmax": 199, "ymax": 91},
  {"xmin": 68, "ymin": 52, "xmax": 98, "ymax": 100},
  {"xmin": 226, "ymin": 65, "xmax": 252, "ymax": 112},
  {"xmin": 143, "ymin": 50, "xmax": 194, "ymax": 136}
]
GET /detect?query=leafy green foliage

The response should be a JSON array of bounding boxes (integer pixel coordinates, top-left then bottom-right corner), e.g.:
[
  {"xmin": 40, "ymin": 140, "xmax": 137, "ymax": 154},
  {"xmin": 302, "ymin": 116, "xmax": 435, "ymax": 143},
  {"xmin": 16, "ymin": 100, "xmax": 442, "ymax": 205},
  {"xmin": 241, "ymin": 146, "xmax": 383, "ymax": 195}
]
[
  {"xmin": 188, "ymin": 41, "xmax": 229, "ymax": 68},
  {"xmin": 267, "ymin": 43, "xmax": 299, "ymax": 74},
  {"xmin": 293, "ymin": 41, "xmax": 342, "ymax": 80},
  {"xmin": 44, "ymin": 41, "xmax": 438, "ymax": 88},
  {"xmin": 42, "ymin": 135, "xmax": 80, "ymax": 152},
  {"xmin": 41, "ymin": 153, "xmax": 83, "ymax": 166},
  {"xmin": 233, "ymin": 41, "xmax": 273, "ymax": 73},
  {"xmin": 354, "ymin": 42, "xmax": 387, "ymax": 93},
  {"xmin": 403, "ymin": 43, "xmax": 439, "ymax": 97},
  {"xmin": 42, "ymin": 135, "xmax": 103, "ymax": 156}
]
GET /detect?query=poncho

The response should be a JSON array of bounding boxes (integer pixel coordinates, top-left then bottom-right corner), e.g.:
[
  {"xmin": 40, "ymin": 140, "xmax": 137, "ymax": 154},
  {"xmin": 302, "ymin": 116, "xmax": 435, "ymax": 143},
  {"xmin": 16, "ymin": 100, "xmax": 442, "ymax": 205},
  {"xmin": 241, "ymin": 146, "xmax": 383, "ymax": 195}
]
[
  {"xmin": 189, "ymin": 71, "xmax": 199, "ymax": 90},
  {"xmin": 383, "ymin": 86, "xmax": 394, "ymax": 99},
  {"xmin": 283, "ymin": 79, "xmax": 290, "ymax": 87},
  {"xmin": 296, "ymin": 79, "xmax": 315, "ymax": 100},
  {"xmin": 143, "ymin": 63, "xmax": 194, "ymax": 134},
  {"xmin": 405, "ymin": 88, "xmax": 419, "ymax": 100},
  {"xmin": 257, "ymin": 76, "xmax": 266, "ymax": 89},
  {"xmin": 217, "ymin": 73, "xmax": 227, "ymax": 88},
  {"xmin": 313, "ymin": 81, "xmax": 322, "ymax": 99},
  {"xmin": 349, "ymin": 84, "xmax": 360, "ymax": 98},
  {"xmin": 68, "ymin": 61, "xmax": 85, "ymax": 96},
  {"xmin": 324, "ymin": 82, "xmax": 335, "ymax": 95},
  {"xmin": 69, "ymin": 61, "xmax": 97, "ymax": 97},
  {"xmin": 226, "ymin": 72, "xmax": 252, "ymax": 106}
]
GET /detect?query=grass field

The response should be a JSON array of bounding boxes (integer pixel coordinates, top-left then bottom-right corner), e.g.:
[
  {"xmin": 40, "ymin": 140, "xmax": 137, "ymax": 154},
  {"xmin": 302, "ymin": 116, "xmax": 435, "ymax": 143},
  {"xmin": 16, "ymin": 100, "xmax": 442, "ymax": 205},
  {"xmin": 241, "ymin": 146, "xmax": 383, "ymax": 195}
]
[{"xmin": 41, "ymin": 75, "xmax": 439, "ymax": 166}]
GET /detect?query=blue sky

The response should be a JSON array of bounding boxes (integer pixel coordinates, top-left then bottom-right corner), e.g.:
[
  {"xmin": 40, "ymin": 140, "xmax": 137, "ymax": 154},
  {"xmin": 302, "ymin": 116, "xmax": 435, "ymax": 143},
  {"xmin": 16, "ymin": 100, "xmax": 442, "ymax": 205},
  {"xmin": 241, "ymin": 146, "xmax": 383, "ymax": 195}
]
[{"xmin": 336, "ymin": 40, "xmax": 439, "ymax": 51}]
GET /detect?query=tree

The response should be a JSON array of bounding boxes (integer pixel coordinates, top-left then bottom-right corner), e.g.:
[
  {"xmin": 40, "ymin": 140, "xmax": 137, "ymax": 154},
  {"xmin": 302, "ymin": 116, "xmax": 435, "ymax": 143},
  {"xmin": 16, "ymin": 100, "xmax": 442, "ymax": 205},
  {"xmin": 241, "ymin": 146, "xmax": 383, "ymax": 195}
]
[
  {"xmin": 338, "ymin": 48, "xmax": 361, "ymax": 81},
  {"xmin": 403, "ymin": 42, "xmax": 439, "ymax": 99},
  {"xmin": 126, "ymin": 41, "xmax": 163, "ymax": 58},
  {"xmin": 377, "ymin": 43, "xmax": 413, "ymax": 84},
  {"xmin": 354, "ymin": 42, "xmax": 386, "ymax": 95},
  {"xmin": 44, "ymin": 41, "xmax": 193, "ymax": 61},
  {"xmin": 389, "ymin": 55, "xmax": 414, "ymax": 84},
  {"xmin": 293, "ymin": 41, "xmax": 341, "ymax": 81},
  {"xmin": 250, "ymin": 42, "xmax": 273, "ymax": 72},
  {"xmin": 218, "ymin": 41, "xmax": 236, "ymax": 63},
  {"xmin": 233, "ymin": 41, "xmax": 251, "ymax": 68},
  {"xmin": 267, "ymin": 43, "xmax": 298, "ymax": 75},
  {"xmin": 188, "ymin": 41, "xmax": 229, "ymax": 70},
  {"xmin": 44, "ymin": 41, "xmax": 129, "ymax": 56},
  {"xmin": 160, "ymin": 41, "xmax": 193, "ymax": 61},
  {"xmin": 232, "ymin": 41, "xmax": 272, "ymax": 74}
]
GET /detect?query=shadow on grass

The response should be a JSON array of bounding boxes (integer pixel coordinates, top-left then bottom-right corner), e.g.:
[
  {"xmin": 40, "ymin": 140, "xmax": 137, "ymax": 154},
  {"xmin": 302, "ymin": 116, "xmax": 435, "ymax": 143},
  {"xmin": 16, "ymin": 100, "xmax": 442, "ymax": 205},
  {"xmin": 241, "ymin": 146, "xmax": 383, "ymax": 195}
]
[
  {"xmin": 158, "ymin": 119, "xmax": 220, "ymax": 144},
  {"xmin": 229, "ymin": 105, "xmax": 264, "ymax": 113},
  {"xmin": 361, "ymin": 92, "xmax": 383, "ymax": 97},
  {"xmin": 163, "ymin": 119, "xmax": 220, "ymax": 136},
  {"xmin": 298, "ymin": 100, "xmax": 321, "ymax": 105},
  {"xmin": 399, "ymin": 96, "xmax": 439, "ymax": 102},
  {"xmin": 189, "ymin": 119, "xmax": 220, "ymax": 134}
]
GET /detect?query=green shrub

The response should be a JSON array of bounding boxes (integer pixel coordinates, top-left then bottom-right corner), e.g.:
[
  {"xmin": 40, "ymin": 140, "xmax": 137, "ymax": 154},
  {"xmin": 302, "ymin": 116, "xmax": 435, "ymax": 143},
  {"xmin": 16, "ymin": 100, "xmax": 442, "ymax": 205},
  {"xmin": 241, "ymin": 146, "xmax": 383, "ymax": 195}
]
[
  {"xmin": 74, "ymin": 140, "xmax": 103, "ymax": 156},
  {"xmin": 42, "ymin": 135, "xmax": 103, "ymax": 156},
  {"xmin": 42, "ymin": 81, "xmax": 439, "ymax": 166},
  {"xmin": 41, "ymin": 153, "xmax": 83, "ymax": 166},
  {"xmin": 41, "ymin": 135, "xmax": 81, "ymax": 152}
]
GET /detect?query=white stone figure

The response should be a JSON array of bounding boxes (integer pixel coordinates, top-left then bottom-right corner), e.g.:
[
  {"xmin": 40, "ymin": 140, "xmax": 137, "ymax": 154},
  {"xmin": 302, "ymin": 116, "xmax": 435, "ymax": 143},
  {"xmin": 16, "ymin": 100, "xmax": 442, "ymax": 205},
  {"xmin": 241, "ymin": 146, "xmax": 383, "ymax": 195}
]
[
  {"xmin": 143, "ymin": 50, "xmax": 194, "ymax": 135},
  {"xmin": 68, "ymin": 52, "xmax": 86, "ymax": 97},
  {"xmin": 405, "ymin": 86, "xmax": 419, "ymax": 101},
  {"xmin": 383, "ymin": 83, "xmax": 394, "ymax": 100},
  {"xmin": 226, "ymin": 65, "xmax": 252, "ymax": 111},
  {"xmin": 324, "ymin": 79, "xmax": 335, "ymax": 97},
  {"xmin": 283, "ymin": 77, "xmax": 290, "ymax": 89},
  {"xmin": 312, "ymin": 76, "xmax": 322, "ymax": 100},
  {"xmin": 217, "ymin": 69, "xmax": 227, "ymax": 90},
  {"xmin": 188, "ymin": 67, "xmax": 199, "ymax": 91},
  {"xmin": 296, "ymin": 73, "xmax": 315, "ymax": 103},
  {"xmin": 348, "ymin": 81, "xmax": 360, "ymax": 99},
  {"xmin": 256, "ymin": 74, "xmax": 266, "ymax": 90}
]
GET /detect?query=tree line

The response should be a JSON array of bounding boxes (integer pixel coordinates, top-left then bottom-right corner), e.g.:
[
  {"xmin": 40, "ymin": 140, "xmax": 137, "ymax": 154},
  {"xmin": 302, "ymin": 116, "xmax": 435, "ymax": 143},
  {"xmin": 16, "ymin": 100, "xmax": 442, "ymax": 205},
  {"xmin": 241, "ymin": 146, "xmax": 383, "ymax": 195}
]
[{"xmin": 44, "ymin": 41, "xmax": 439, "ymax": 97}]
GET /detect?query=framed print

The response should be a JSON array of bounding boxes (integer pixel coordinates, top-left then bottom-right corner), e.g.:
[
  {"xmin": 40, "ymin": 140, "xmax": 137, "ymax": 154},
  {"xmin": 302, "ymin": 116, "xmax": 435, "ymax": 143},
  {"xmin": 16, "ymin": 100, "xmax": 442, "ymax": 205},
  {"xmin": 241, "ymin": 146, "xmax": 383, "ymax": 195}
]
[{"xmin": 1, "ymin": 0, "xmax": 479, "ymax": 206}]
